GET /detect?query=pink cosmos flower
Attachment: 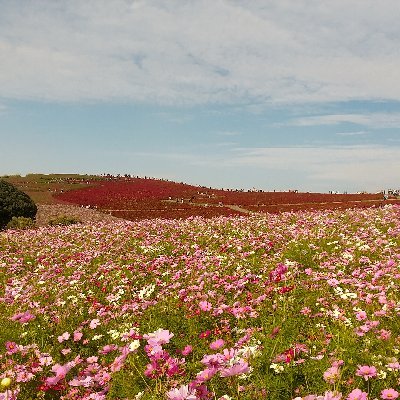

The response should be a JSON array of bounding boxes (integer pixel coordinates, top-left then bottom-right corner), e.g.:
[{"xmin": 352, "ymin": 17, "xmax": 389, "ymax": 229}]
[
  {"xmin": 347, "ymin": 388, "xmax": 368, "ymax": 400},
  {"xmin": 387, "ymin": 361, "xmax": 400, "ymax": 371},
  {"xmin": 316, "ymin": 392, "xmax": 342, "ymax": 400},
  {"xmin": 201, "ymin": 354, "xmax": 224, "ymax": 368},
  {"xmin": 194, "ymin": 367, "xmax": 218, "ymax": 383},
  {"xmin": 89, "ymin": 319, "xmax": 100, "ymax": 329},
  {"xmin": 73, "ymin": 331, "xmax": 83, "ymax": 342},
  {"xmin": 221, "ymin": 348, "xmax": 238, "ymax": 362},
  {"xmin": 143, "ymin": 328, "xmax": 174, "ymax": 345},
  {"xmin": 220, "ymin": 360, "xmax": 249, "ymax": 377},
  {"xmin": 378, "ymin": 329, "xmax": 391, "ymax": 341},
  {"xmin": 323, "ymin": 366, "xmax": 340, "ymax": 384},
  {"xmin": 166, "ymin": 384, "xmax": 197, "ymax": 400},
  {"xmin": 355, "ymin": 311, "xmax": 367, "ymax": 321},
  {"xmin": 39, "ymin": 354, "xmax": 53, "ymax": 366},
  {"xmin": 210, "ymin": 339, "xmax": 225, "ymax": 350},
  {"xmin": 11, "ymin": 311, "xmax": 35, "ymax": 323},
  {"xmin": 199, "ymin": 301, "xmax": 212, "ymax": 312},
  {"xmin": 45, "ymin": 362, "xmax": 74, "ymax": 386},
  {"xmin": 145, "ymin": 343, "xmax": 163, "ymax": 356},
  {"xmin": 381, "ymin": 389, "xmax": 399, "ymax": 399},
  {"xmin": 0, "ymin": 388, "xmax": 20, "ymax": 400},
  {"xmin": 181, "ymin": 345, "xmax": 193, "ymax": 356},
  {"xmin": 58, "ymin": 332, "xmax": 70, "ymax": 343},
  {"xmin": 5, "ymin": 341, "xmax": 18, "ymax": 355},
  {"xmin": 69, "ymin": 376, "xmax": 93, "ymax": 387},
  {"xmin": 99, "ymin": 344, "xmax": 118, "ymax": 354},
  {"xmin": 356, "ymin": 365, "xmax": 377, "ymax": 380}
]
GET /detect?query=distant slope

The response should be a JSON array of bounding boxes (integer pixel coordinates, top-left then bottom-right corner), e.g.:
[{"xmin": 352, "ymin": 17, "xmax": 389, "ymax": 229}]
[{"xmin": 2, "ymin": 174, "xmax": 391, "ymax": 221}]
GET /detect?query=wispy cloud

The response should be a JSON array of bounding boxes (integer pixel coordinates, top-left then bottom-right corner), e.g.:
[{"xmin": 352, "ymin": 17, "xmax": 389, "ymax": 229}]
[
  {"xmin": 1, "ymin": 1, "xmax": 400, "ymax": 104},
  {"xmin": 226, "ymin": 145, "xmax": 399, "ymax": 192},
  {"xmin": 336, "ymin": 131, "xmax": 368, "ymax": 136},
  {"xmin": 288, "ymin": 113, "xmax": 400, "ymax": 128},
  {"xmin": 217, "ymin": 130, "xmax": 242, "ymax": 136},
  {"xmin": 155, "ymin": 112, "xmax": 192, "ymax": 124}
]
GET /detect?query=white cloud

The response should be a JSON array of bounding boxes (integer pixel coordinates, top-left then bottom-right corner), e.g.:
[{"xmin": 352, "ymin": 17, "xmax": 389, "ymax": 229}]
[
  {"xmin": 289, "ymin": 113, "xmax": 400, "ymax": 128},
  {"xmin": 336, "ymin": 131, "xmax": 367, "ymax": 136},
  {"xmin": 217, "ymin": 130, "xmax": 242, "ymax": 136},
  {"xmin": 2, "ymin": 0, "xmax": 400, "ymax": 104},
  {"xmin": 226, "ymin": 145, "xmax": 400, "ymax": 192}
]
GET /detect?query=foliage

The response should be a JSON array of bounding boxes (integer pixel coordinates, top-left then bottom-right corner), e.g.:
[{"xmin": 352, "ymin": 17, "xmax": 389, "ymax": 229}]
[
  {"xmin": 6, "ymin": 216, "xmax": 36, "ymax": 230},
  {"xmin": 48, "ymin": 215, "xmax": 81, "ymax": 226},
  {"xmin": 55, "ymin": 176, "xmax": 384, "ymax": 221},
  {"xmin": 0, "ymin": 180, "xmax": 37, "ymax": 229},
  {"xmin": 1, "ymin": 205, "xmax": 400, "ymax": 399}
]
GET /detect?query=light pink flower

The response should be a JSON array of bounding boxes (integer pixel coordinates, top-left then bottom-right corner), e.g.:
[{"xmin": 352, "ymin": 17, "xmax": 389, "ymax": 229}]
[
  {"xmin": 355, "ymin": 311, "xmax": 367, "ymax": 321},
  {"xmin": 199, "ymin": 301, "xmax": 212, "ymax": 312},
  {"xmin": 39, "ymin": 354, "xmax": 53, "ymax": 366},
  {"xmin": 347, "ymin": 388, "xmax": 368, "ymax": 400},
  {"xmin": 99, "ymin": 344, "xmax": 118, "ymax": 355},
  {"xmin": 318, "ymin": 392, "xmax": 342, "ymax": 400},
  {"xmin": 381, "ymin": 389, "xmax": 399, "ymax": 399},
  {"xmin": 323, "ymin": 366, "xmax": 340, "ymax": 384},
  {"xmin": 220, "ymin": 360, "xmax": 249, "ymax": 377},
  {"xmin": 45, "ymin": 362, "xmax": 73, "ymax": 386},
  {"xmin": 89, "ymin": 319, "xmax": 100, "ymax": 329},
  {"xmin": 195, "ymin": 367, "xmax": 218, "ymax": 383},
  {"xmin": 387, "ymin": 361, "xmax": 400, "ymax": 371},
  {"xmin": 201, "ymin": 354, "xmax": 224, "ymax": 368},
  {"xmin": 58, "ymin": 332, "xmax": 70, "ymax": 343},
  {"xmin": 143, "ymin": 328, "xmax": 174, "ymax": 345},
  {"xmin": 73, "ymin": 331, "xmax": 83, "ymax": 341},
  {"xmin": 166, "ymin": 384, "xmax": 197, "ymax": 400},
  {"xmin": 11, "ymin": 311, "xmax": 35, "ymax": 323},
  {"xmin": 210, "ymin": 339, "xmax": 225, "ymax": 350}
]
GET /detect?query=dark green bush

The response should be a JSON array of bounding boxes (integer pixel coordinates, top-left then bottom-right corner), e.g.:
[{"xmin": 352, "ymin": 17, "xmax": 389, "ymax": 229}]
[
  {"xmin": 0, "ymin": 180, "xmax": 37, "ymax": 229},
  {"xmin": 48, "ymin": 215, "xmax": 80, "ymax": 226},
  {"xmin": 6, "ymin": 216, "xmax": 36, "ymax": 230}
]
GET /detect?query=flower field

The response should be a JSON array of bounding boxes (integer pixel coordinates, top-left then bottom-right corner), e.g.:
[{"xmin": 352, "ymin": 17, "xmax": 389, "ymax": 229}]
[
  {"xmin": 53, "ymin": 177, "xmax": 387, "ymax": 221},
  {"xmin": 1, "ymin": 205, "xmax": 400, "ymax": 399}
]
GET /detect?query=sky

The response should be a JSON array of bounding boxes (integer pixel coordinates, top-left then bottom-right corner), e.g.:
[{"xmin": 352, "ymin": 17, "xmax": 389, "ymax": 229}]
[{"xmin": 1, "ymin": 0, "xmax": 400, "ymax": 193}]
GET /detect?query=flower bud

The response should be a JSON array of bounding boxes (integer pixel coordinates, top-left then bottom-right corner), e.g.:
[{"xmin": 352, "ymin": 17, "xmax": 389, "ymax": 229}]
[{"xmin": 0, "ymin": 377, "xmax": 11, "ymax": 388}]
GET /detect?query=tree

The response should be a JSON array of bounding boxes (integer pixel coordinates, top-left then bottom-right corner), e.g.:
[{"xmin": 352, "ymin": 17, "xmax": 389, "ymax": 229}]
[{"xmin": 0, "ymin": 180, "xmax": 37, "ymax": 229}]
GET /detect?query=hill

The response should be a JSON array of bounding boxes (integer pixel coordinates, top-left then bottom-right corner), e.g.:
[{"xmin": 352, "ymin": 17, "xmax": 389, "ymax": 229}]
[{"xmin": 1, "ymin": 174, "xmax": 395, "ymax": 222}]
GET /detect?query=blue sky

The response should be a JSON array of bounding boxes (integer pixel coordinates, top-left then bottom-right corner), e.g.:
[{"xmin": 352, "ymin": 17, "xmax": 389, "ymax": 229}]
[{"xmin": 1, "ymin": 1, "xmax": 399, "ymax": 192}]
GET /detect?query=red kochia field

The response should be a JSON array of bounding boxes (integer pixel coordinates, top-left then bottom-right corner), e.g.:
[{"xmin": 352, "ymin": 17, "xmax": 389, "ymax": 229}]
[{"xmin": 55, "ymin": 177, "xmax": 385, "ymax": 221}]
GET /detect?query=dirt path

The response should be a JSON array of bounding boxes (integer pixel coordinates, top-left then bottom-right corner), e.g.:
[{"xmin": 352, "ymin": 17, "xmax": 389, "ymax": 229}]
[
  {"xmin": 36, "ymin": 204, "xmax": 123, "ymax": 226},
  {"xmin": 36, "ymin": 198, "xmax": 398, "ymax": 226},
  {"xmin": 224, "ymin": 204, "xmax": 253, "ymax": 214}
]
